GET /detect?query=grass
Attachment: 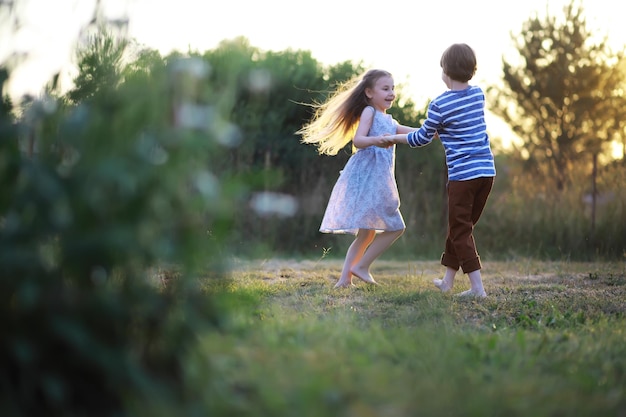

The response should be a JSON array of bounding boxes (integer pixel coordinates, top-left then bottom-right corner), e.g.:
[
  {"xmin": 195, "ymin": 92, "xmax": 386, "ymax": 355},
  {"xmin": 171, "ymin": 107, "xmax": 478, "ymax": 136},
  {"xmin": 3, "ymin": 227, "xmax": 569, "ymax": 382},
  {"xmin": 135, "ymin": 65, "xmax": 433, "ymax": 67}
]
[{"xmin": 193, "ymin": 258, "xmax": 626, "ymax": 417}]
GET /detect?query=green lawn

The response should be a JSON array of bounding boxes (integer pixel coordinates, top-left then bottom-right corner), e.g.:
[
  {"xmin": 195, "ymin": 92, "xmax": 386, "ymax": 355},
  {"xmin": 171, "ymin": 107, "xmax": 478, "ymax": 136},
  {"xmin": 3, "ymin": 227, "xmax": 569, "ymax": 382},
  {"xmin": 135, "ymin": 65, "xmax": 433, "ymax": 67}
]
[{"xmin": 195, "ymin": 259, "xmax": 626, "ymax": 417}]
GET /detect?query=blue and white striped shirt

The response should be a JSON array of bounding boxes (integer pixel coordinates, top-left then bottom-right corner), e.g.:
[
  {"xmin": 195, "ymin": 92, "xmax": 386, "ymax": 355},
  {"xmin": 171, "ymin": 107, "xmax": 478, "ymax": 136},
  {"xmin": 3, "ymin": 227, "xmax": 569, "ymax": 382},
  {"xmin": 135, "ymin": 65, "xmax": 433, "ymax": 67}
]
[{"xmin": 407, "ymin": 85, "xmax": 496, "ymax": 181}]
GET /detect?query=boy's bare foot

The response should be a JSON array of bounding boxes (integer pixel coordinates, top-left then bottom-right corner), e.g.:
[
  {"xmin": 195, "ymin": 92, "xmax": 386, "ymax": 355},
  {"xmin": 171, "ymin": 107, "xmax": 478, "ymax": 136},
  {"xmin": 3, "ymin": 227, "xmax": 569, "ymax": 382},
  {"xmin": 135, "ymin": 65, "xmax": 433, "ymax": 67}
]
[
  {"xmin": 350, "ymin": 266, "xmax": 379, "ymax": 285},
  {"xmin": 455, "ymin": 289, "xmax": 487, "ymax": 299},
  {"xmin": 433, "ymin": 278, "xmax": 452, "ymax": 293},
  {"xmin": 334, "ymin": 281, "xmax": 355, "ymax": 289}
]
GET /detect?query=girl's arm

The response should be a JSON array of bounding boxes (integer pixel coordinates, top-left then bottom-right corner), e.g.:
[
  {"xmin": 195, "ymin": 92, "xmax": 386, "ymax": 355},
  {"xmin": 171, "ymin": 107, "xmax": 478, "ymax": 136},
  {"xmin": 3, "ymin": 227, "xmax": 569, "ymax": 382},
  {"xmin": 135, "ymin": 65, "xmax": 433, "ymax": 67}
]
[
  {"xmin": 382, "ymin": 134, "xmax": 410, "ymax": 145},
  {"xmin": 384, "ymin": 124, "xmax": 418, "ymax": 145},
  {"xmin": 396, "ymin": 124, "xmax": 418, "ymax": 134},
  {"xmin": 352, "ymin": 107, "xmax": 391, "ymax": 148}
]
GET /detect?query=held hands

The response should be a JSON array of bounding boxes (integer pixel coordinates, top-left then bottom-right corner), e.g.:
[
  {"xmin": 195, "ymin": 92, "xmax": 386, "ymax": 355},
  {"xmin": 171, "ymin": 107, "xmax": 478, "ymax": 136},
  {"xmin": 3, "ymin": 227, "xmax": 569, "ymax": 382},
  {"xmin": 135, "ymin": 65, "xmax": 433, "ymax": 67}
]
[
  {"xmin": 372, "ymin": 134, "xmax": 399, "ymax": 148},
  {"xmin": 381, "ymin": 134, "xmax": 400, "ymax": 147}
]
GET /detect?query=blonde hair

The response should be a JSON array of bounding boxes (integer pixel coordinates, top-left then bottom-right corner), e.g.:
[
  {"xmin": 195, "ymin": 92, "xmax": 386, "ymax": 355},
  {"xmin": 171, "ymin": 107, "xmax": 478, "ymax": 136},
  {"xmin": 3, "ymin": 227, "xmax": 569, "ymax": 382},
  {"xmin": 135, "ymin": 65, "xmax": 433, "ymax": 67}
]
[{"xmin": 297, "ymin": 69, "xmax": 392, "ymax": 155}]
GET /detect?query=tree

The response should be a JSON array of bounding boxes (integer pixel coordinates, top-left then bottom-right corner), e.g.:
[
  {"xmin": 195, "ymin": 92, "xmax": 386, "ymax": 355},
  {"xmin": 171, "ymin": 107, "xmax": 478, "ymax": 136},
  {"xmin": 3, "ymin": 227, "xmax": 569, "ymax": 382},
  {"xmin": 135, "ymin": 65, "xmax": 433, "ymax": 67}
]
[
  {"xmin": 67, "ymin": 27, "xmax": 129, "ymax": 104},
  {"xmin": 489, "ymin": 0, "xmax": 626, "ymax": 191}
]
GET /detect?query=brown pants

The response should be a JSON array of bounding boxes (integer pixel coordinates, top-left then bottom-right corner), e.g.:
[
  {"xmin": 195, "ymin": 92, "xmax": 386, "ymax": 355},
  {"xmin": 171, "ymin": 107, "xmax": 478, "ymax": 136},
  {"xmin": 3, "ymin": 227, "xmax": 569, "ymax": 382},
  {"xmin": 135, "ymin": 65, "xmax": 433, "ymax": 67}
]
[{"xmin": 440, "ymin": 177, "xmax": 494, "ymax": 274}]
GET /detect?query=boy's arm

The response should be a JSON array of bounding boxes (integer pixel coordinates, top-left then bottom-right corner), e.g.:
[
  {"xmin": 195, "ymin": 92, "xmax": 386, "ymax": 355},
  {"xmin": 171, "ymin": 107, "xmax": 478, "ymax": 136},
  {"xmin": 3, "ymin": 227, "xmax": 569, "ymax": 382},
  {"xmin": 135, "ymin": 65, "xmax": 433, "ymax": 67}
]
[{"xmin": 382, "ymin": 130, "xmax": 439, "ymax": 147}]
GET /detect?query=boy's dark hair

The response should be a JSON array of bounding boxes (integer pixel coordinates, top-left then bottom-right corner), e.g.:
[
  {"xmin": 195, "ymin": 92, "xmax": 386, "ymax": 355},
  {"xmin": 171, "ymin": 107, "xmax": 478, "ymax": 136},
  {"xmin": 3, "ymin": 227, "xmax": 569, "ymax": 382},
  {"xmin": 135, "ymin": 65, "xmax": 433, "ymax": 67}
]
[{"xmin": 440, "ymin": 43, "xmax": 477, "ymax": 82}]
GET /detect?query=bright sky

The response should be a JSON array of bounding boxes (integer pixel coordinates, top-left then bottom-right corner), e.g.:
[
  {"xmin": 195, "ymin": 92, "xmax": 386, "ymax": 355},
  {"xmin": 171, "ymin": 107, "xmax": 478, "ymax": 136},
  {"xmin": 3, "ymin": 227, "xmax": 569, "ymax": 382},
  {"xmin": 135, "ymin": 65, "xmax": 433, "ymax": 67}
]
[{"xmin": 2, "ymin": 0, "xmax": 625, "ymax": 147}]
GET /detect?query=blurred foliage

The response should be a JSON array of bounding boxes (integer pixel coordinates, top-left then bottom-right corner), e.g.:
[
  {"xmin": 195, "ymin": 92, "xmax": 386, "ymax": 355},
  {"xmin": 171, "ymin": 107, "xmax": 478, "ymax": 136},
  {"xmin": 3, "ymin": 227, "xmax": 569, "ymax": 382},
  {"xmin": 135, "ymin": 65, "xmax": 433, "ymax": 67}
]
[
  {"xmin": 0, "ymin": 29, "xmax": 245, "ymax": 416},
  {"xmin": 488, "ymin": 0, "xmax": 626, "ymax": 191},
  {"xmin": 477, "ymin": 153, "xmax": 626, "ymax": 260},
  {"xmin": 67, "ymin": 26, "xmax": 128, "ymax": 104},
  {"xmin": 485, "ymin": 0, "xmax": 626, "ymax": 258}
]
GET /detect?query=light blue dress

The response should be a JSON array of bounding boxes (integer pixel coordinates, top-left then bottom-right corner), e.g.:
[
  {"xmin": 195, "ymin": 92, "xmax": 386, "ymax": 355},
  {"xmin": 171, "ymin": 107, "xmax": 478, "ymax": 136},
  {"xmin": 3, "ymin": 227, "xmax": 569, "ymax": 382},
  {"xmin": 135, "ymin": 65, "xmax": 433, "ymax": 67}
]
[{"xmin": 319, "ymin": 106, "xmax": 405, "ymax": 235}]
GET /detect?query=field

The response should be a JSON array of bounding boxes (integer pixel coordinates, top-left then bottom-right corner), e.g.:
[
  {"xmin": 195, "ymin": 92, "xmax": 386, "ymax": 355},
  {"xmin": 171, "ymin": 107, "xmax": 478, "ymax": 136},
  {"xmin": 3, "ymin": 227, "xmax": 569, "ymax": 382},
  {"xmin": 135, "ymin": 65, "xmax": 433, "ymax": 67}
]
[{"xmin": 197, "ymin": 258, "xmax": 626, "ymax": 417}]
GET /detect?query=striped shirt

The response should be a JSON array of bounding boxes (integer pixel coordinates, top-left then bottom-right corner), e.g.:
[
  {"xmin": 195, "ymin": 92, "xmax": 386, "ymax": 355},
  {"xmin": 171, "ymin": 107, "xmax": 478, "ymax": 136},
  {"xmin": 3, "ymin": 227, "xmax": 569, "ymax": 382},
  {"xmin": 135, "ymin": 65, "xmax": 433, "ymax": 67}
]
[{"xmin": 407, "ymin": 85, "xmax": 496, "ymax": 181}]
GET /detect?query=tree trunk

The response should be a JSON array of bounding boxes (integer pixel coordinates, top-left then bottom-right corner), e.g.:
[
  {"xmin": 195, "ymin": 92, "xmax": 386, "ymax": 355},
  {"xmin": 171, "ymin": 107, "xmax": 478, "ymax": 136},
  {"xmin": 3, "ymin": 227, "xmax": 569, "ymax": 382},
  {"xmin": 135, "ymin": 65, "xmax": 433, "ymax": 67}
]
[{"xmin": 590, "ymin": 152, "xmax": 597, "ymax": 236}]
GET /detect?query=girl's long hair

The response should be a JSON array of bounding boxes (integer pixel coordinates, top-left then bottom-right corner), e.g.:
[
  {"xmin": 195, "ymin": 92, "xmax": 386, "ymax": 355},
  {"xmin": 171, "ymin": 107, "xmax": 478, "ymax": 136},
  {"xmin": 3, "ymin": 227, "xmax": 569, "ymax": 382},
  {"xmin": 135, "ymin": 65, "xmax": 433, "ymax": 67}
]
[{"xmin": 297, "ymin": 69, "xmax": 391, "ymax": 156}]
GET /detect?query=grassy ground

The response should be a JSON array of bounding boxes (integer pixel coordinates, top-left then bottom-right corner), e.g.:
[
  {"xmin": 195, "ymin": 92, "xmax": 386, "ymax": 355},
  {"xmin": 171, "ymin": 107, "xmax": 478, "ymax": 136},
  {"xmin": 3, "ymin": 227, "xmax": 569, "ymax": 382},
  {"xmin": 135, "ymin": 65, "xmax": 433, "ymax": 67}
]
[{"xmin": 195, "ymin": 258, "xmax": 626, "ymax": 417}]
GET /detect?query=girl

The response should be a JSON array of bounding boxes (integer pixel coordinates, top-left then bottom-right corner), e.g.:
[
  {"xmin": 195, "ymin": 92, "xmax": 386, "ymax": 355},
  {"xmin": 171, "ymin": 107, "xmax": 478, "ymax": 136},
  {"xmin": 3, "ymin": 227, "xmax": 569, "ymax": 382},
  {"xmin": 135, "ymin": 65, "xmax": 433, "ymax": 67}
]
[{"xmin": 298, "ymin": 69, "xmax": 416, "ymax": 288}]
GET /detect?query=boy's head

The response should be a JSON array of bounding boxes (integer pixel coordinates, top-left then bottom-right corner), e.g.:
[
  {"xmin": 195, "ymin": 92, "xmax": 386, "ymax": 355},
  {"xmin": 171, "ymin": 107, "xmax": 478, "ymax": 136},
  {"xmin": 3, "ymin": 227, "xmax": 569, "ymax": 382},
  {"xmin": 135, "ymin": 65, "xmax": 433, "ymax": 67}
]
[{"xmin": 440, "ymin": 43, "xmax": 477, "ymax": 83}]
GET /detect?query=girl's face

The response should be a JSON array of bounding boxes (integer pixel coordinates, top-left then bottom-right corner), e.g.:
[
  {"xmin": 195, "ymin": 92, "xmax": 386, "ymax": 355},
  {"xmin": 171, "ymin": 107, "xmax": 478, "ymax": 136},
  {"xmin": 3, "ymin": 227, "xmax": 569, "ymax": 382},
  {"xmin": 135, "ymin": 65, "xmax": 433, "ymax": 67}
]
[{"xmin": 366, "ymin": 75, "xmax": 396, "ymax": 112}]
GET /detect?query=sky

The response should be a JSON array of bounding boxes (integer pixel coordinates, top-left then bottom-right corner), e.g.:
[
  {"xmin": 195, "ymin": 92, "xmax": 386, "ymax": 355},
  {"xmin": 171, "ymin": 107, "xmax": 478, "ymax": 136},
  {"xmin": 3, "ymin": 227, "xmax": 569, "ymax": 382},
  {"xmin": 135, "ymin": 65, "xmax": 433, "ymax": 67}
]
[{"xmin": 1, "ymin": 0, "xmax": 625, "ymax": 146}]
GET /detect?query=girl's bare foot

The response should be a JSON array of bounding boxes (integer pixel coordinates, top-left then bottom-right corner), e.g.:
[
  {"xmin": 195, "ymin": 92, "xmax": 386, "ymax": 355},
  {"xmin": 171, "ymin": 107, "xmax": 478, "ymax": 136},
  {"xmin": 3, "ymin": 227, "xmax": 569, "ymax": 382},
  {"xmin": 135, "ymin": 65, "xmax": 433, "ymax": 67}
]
[
  {"xmin": 433, "ymin": 278, "xmax": 452, "ymax": 293},
  {"xmin": 334, "ymin": 281, "xmax": 355, "ymax": 289},
  {"xmin": 350, "ymin": 266, "xmax": 379, "ymax": 285}
]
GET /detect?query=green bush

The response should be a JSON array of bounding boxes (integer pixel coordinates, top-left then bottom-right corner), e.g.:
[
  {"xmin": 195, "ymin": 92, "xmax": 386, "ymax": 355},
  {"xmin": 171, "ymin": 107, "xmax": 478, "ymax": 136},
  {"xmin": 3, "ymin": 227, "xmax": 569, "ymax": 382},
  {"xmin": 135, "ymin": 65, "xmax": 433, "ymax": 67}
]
[{"xmin": 0, "ymin": 57, "xmax": 242, "ymax": 416}]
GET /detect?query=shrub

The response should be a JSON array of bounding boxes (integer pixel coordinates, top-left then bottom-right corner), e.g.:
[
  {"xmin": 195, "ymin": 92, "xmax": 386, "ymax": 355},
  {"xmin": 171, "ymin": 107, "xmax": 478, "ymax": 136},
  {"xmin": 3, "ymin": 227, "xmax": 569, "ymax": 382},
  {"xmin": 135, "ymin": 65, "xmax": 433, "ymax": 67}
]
[{"xmin": 0, "ymin": 57, "xmax": 241, "ymax": 416}]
